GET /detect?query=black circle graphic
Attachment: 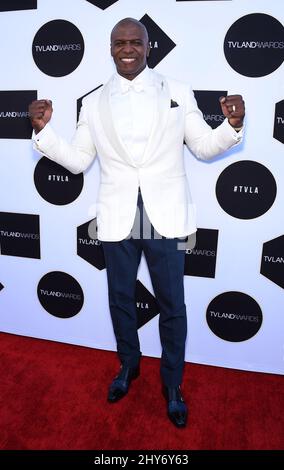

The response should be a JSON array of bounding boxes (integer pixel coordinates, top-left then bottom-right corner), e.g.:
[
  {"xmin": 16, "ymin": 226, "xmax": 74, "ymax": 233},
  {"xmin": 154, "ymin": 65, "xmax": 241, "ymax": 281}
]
[
  {"xmin": 216, "ymin": 160, "xmax": 277, "ymax": 220},
  {"xmin": 224, "ymin": 13, "xmax": 284, "ymax": 77},
  {"xmin": 206, "ymin": 291, "xmax": 262, "ymax": 342},
  {"xmin": 37, "ymin": 271, "xmax": 84, "ymax": 318},
  {"xmin": 32, "ymin": 20, "xmax": 84, "ymax": 77},
  {"xmin": 34, "ymin": 157, "xmax": 84, "ymax": 205},
  {"xmin": 274, "ymin": 100, "xmax": 284, "ymax": 144}
]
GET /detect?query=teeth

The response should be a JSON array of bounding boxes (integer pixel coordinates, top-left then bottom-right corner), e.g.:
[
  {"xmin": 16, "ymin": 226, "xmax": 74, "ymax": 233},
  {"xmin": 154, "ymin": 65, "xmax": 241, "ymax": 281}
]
[{"xmin": 121, "ymin": 58, "xmax": 135, "ymax": 62}]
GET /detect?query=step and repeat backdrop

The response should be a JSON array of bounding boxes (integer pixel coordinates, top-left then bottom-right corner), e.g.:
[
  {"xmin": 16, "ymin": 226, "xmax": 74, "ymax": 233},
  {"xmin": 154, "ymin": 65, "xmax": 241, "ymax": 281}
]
[{"xmin": 0, "ymin": 0, "xmax": 283, "ymax": 374}]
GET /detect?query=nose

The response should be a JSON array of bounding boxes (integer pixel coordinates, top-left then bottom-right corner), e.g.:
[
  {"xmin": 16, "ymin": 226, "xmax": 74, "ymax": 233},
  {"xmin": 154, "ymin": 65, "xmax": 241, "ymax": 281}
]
[{"xmin": 122, "ymin": 41, "xmax": 134, "ymax": 54}]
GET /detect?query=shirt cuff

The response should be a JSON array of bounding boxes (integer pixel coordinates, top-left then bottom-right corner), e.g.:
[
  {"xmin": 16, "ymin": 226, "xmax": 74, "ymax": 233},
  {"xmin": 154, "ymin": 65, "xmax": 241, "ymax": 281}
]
[
  {"xmin": 225, "ymin": 118, "xmax": 244, "ymax": 142},
  {"xmin": 32, "ymin": 124, "xmax": 50, "ymax": 143}
]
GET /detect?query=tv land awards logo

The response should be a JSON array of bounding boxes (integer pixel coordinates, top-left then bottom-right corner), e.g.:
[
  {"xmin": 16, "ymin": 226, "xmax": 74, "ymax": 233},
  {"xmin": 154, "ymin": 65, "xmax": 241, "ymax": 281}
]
[
  {"xmin": 216, "ymin": 161, "xmax": 277, "ymax": 220},
  {"xmin": 140, "ymin": 14, "xmax": 176, "ymax": 68},
  {"xmin": 86, "ymin": 0, "xmax": 118, "ymax": 9},
  {"xmin": 224, "ymin": 13, "xmax": 284, "ymax": 77},
  {"xmin": 77, "ymin": 219, "xmax": 105, "ymax": 270},
  {"xmin": 0, "ymin": 212, "xmax": 40, "ymax": 259},
  {"xmin": 0, "ymin": 0, "xmax": 37, "ymax": 11},
  {"xmin": 194, "ymin": 91, "xmax": 227, "ymax": 129},
  {"xmin": 206, "ymin": 291, "xmax": 263, "ymax": 342},
  {"xmin": 34, "ymin": 157, "xmax": 84, "ymax": 205},
  {"xmin": 37, "ymin": 271, "xmax": 84, "ymax": 318},
  {"xmin": 136, "ymin": 281, "xmax": 159, "ymax": 329},
  {"xmin": 32, "ymin": 20, "xmax": 84, "ymax": 77},
  {"xmin": 184, "ymin": 228, "xmax": 218, "ymax": 278},
  {"xmin": 274, "ymin": 100, "xmax": 284, "ymax": 144},
  {"xmin": 0, "ymin": 91, "xmax": 37, "ymax": 139},
  {"xmin": 261, "ymin": 235, "xmax": 284, "ymax": 289}
]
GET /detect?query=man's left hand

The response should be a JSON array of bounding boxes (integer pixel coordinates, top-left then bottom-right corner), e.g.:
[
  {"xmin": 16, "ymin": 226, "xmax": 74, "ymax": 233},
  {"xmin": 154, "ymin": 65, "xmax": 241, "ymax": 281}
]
[{"xmin": 219, "ymin": 94, "xmax": 245, "ymax": 129}]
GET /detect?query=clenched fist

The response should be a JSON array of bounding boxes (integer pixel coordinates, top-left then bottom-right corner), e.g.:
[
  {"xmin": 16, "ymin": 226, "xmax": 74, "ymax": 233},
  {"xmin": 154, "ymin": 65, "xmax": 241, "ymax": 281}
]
[
  {"xmin": 28, "ymin": 99, "xmax": 53, "ymax": 133},
  {"xmin": 219, "ymin": 94, "xmax": 245, "ymax": 129}
]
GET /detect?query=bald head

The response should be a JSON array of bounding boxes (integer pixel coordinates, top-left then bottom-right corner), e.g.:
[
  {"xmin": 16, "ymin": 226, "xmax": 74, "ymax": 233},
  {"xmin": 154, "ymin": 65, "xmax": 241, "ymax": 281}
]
[
  {"xmin": 111, "ymin": 18, "xmax": 149, "ymax": 43},
  {"xmin": 110, "ymin": 17, "xmax": 150, "ymax": 80}
]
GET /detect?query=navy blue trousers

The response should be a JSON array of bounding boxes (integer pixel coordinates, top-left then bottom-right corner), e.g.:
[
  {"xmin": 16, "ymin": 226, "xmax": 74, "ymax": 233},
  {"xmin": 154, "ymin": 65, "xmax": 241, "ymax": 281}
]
[{"xmin": 102, "ymin": 191, "xmax": 187, "ymax": 387}]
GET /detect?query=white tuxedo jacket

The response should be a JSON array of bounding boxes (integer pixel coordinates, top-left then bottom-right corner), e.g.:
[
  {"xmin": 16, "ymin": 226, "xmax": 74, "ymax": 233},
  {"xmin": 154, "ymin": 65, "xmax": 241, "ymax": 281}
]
[{"xmin": 33, "ymin": 70, "xmax": 243, "ymax": 241}]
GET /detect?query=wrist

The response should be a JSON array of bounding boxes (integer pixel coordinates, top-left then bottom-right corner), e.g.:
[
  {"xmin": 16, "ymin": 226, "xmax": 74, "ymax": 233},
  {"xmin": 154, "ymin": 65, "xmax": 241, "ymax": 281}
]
[
  {"xmin": 228, "ymin": 119, "xmax": 243, "ymax": 132},
  {"xmin": 33, "ymin": 122, "xmax": 46, "ymax": 134}
]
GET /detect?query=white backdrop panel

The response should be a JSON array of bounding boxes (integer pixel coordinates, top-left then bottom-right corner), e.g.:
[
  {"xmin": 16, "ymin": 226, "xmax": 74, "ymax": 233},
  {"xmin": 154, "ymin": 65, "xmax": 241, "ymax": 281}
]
[{"xmin": 0, "ymin": 0, "xmax": 283, "ymax": 375}]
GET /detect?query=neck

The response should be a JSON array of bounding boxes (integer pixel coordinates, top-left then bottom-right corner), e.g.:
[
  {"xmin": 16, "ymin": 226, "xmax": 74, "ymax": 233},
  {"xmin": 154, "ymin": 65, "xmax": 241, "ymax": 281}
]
[{"xmin": 117, "ymin": 64, "xmax": 147, "ymax": 81}]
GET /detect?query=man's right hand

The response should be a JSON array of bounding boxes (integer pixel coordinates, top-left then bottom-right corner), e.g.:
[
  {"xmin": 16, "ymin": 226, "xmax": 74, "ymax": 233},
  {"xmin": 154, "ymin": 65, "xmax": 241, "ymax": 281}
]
[{"xmin": 28, "ymin": 99, "xmax": 53, "ymax": 134}]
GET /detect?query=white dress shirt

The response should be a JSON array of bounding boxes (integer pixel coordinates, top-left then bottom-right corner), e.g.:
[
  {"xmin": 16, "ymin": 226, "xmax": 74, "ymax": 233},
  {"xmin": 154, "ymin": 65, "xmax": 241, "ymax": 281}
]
[{"xmin": 110, "ymin": 66, "xmax": 156, "ymax": 163}]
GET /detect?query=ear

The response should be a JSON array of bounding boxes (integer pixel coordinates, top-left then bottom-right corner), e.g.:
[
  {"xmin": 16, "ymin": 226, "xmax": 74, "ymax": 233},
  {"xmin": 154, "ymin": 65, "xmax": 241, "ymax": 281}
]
[{"xmin": 146, "ymin": 43, "xmax": 150, "ymax": 57}]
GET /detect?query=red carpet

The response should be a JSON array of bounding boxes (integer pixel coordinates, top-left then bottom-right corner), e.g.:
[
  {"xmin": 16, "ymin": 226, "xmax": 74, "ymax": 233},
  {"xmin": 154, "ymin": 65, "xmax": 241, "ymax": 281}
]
[{"xmin": 0, "ymin": 332, "xmax": 283, "ymax": 450}]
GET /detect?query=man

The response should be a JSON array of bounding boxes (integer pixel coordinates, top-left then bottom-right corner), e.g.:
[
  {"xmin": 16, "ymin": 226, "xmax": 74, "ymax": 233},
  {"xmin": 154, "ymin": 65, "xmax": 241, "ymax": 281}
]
[{"xmin": 29, "ymin": 18, "xmax": 245, "ymax": 428}]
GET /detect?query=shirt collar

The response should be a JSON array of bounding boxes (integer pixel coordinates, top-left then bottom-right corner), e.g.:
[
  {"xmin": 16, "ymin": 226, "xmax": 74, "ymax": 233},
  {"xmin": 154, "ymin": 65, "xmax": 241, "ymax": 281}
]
[{"xmin": 112, "ymin": 66, "xmax": 153, "ymax": 95}]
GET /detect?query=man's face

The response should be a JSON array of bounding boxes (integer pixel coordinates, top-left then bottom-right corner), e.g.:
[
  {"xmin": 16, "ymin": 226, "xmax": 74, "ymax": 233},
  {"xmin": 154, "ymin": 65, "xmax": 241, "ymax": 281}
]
[{"xmin": 111, "ymin": 22, "xmax": 150, "ymax": 80}]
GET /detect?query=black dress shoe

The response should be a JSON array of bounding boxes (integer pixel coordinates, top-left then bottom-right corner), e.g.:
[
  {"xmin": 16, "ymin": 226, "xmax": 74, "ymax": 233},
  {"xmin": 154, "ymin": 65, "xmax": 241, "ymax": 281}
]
[
  {"xmin": 108, "ymin": 364, "xmax": 140, "ymax": 403},
  {"xmin": 163, "ymin": 386, "xmax": 188, "ymax": 428}
]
